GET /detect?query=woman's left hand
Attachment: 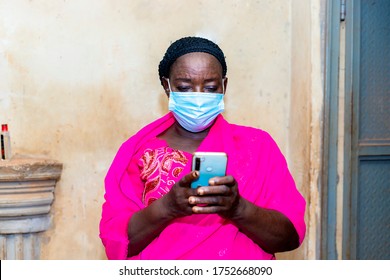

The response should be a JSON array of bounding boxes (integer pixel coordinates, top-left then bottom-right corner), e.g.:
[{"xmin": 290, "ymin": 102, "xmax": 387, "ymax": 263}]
[{"xmin": 188, "ymin": 175, "xmax": 242, "ymax": 219}]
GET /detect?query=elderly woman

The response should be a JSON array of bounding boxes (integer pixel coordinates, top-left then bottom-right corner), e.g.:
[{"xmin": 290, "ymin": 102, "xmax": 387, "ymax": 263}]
[{"xmin": 99, "ymin": 37, "xmax": 306, "ymax": 260}]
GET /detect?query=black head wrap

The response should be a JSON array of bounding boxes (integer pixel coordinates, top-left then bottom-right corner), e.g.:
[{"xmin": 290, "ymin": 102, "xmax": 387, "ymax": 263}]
[{"xmin": 158, "ymin": 36, "xmax": 227, "ymax": 82}]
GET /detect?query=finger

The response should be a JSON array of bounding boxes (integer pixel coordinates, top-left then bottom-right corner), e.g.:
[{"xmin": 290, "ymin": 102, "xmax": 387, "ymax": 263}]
[
  {"xmin": 209, "ymin": 175, "xmax": 236, "ymax": 187},
  {"xmin": 192, "ymin": 205, "xmax": 227, "ymax": 214},
  {"xmin": 178, "ymin": 171, "xmax": 199, "ymax": 188},
  {"xmin": 196, "ymin": 185, "xmax": 232, "ymax": 196},
  {"xmin": 188, "ymin": 195, "xmax": 226, "ymax": 206}
]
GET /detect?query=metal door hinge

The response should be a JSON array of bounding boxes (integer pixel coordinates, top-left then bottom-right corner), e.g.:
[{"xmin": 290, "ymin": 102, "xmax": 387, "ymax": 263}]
[{"xmin": 341, "ymin": 0, "xmax": 346, "ymax": 21}]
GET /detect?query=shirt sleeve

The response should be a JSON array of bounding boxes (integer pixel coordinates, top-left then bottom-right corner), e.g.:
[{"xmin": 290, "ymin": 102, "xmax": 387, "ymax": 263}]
[
  {"xmin": 255, "ymin": 132, "xmax": 306, "ymax": 245},
  {"xmin": 99, "ymin": 144, "xmax": 145, "ymax": 260}
]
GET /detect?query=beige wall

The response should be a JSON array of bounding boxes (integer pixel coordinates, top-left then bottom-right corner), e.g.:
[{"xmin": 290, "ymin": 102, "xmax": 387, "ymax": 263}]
[{"xmin": 0, "ymin": 0, "xmax": 324, "ymax": 259}]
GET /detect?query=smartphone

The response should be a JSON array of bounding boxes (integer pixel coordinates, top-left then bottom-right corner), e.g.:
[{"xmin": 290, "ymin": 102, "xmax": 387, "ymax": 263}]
[{"xmin": 191, "ymin": 152, "xmax": 228, "ymax": 188}]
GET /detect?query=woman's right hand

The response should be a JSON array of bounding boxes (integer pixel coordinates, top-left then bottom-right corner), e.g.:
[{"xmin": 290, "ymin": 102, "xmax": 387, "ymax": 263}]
[{"xmin": 162, "ymin": 171, "xmax": 199, "ymax": 218}]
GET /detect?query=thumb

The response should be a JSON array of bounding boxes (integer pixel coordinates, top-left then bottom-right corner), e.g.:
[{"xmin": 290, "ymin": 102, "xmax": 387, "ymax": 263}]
[{"xmin": 178, "ymin": 171, "xmax": 199, "ymax": 188}]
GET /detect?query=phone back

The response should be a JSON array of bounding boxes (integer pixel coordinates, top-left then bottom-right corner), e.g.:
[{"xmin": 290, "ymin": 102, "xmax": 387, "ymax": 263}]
[{"xmin": 191, "ymin": 152, "xmax": 227, "ymax": 188}]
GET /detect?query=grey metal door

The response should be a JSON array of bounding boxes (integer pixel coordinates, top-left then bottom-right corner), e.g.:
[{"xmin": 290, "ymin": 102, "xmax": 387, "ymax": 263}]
[{"xmin": 344, "ymin": 0, "xmax": 390, "ymax": 259}]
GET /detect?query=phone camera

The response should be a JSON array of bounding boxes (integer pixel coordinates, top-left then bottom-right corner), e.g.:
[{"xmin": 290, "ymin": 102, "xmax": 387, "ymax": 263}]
[{"xmin": 195, "ymin": 157, "xmax": 201, "ymax": 171}]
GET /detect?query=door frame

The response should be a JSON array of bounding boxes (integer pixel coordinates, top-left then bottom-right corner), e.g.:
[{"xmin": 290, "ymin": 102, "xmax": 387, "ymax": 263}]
[
  {"xmin": 342, "ymin": 0, "xmax": 358, "ymax": 260},
  {"xmin": 321, "ymin": 0, "xmax": 341, "ymax": 260}
]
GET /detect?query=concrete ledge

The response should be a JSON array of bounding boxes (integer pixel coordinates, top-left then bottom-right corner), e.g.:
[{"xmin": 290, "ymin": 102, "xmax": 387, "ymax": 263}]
[{"xmin": 0, "ymin": 154, "xmax": 62, "ymax": 259}]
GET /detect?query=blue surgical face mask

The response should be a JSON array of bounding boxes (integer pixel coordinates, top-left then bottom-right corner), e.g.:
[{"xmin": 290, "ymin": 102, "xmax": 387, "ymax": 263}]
[{"xmin": 166, "ymin": 79, "xmax": 225, "ymax": 133}]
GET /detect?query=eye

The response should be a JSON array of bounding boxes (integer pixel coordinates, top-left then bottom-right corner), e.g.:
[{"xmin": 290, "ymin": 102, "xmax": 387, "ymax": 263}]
[
  {"xmin": 204, "ymin": 86, "xmax": 218, "ymax": 93},
  {"xmin": 176, "ymin": 86, "xmax": 192, "ymax": 92}
]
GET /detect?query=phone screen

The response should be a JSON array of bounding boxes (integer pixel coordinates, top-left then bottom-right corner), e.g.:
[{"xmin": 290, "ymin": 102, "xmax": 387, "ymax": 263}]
[{"xmin": 191, "ymin": 152, "xmax": 227, "ymax": 188}]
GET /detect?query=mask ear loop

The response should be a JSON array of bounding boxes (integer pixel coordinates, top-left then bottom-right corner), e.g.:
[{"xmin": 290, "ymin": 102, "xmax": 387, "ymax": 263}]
[
  {"xmin": 222, "ymin": 78, "xmax": 226, "ymax": 94},
  {"xmin": 164, "ymin": 78, "xmax": 173, "ymax": 93}
]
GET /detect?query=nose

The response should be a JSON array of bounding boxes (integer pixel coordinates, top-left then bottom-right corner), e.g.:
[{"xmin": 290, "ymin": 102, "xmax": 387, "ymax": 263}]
[{"xmin": 194, "ymin": 85, "xmax": 203, "ymax": 92}]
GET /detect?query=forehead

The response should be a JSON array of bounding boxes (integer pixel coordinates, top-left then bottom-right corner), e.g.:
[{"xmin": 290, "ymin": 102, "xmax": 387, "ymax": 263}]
[{"xmin": 169, "ymin": 52, "xmax": 223, "ymax": 78}]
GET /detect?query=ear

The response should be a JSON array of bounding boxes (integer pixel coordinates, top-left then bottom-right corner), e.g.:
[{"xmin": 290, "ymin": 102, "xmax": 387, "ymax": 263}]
[
  {"xmin": 161, "ymin": 77, "xmax": 170, "ymax": 97},
  {"xmin": 223, "ymin": 77, "xmax": 228, "ymax": 94}
]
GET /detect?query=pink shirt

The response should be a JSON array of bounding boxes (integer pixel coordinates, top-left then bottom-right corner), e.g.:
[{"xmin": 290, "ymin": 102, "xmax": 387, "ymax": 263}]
[{"xmin": 99, "ymin": 113, "xmax": 306, "ymax": 259}]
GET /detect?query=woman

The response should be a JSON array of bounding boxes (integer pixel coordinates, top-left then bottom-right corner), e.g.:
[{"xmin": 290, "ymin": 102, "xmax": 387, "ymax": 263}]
[{"xmin": 99, "ymin": 36, "xmax": 306, "ymax": 260}]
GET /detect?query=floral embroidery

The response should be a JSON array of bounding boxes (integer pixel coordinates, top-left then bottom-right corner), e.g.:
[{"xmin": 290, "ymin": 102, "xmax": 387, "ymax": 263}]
[{"xmin": 139, "ymin": 147, "xmax": 188, "ymax": 206}]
